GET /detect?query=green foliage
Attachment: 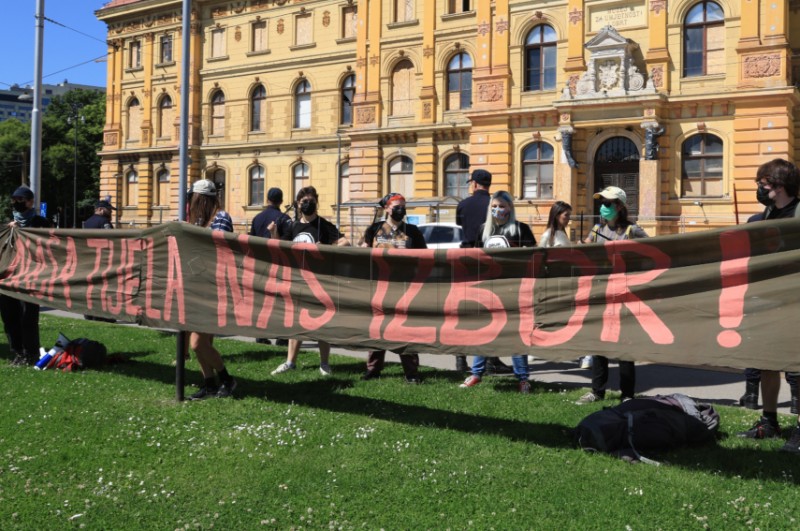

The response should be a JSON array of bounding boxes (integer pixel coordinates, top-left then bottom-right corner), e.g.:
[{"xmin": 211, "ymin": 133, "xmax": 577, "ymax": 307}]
[
  {"xmin": 0, "ymin": 119, "xmax": 31, "ymax": 221},
  {"xmin": 1, "ymin": 314, "xmax": 799, "ymax": 529}
]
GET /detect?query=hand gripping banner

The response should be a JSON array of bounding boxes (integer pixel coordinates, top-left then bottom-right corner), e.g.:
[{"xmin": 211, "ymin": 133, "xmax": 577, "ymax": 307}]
[{"xmin": 1, "ymin": 219, "xmax": 799, "ymax": 371}]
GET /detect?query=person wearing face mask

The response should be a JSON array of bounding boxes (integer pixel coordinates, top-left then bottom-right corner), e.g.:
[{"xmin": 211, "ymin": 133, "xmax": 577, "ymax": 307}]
[
  {"xmin": 272, "ymin": 186, "xmax": 351, "ymax": 377},
  {"xmin": 359, "ymin": 193, "xmax": 427, "ymax": 383},
  {"xmin": 2, "ymin": 185, "xmax": 54, "ymax": 366},
  {"xmin": 575, "ymin": 186, "xmax": 648, "ymax": 405},
  {"xmin": 459, "ymin": 190, "xmax": 536, "ymax": 393},
  {"xmin": 736, "ymin": 159, "xmax": 800, "ymax": 452}
]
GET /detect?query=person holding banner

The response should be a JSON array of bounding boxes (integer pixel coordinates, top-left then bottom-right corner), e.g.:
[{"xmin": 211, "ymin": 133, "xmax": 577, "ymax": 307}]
[
  {"xmin": 459, "ymin": 190, "xmax": 536, "ymax": 393},
  {"xmin": 272, "ymin": 186, "xmax": 351, "ymax": 377},
  {"xmin": 360, "ymin": 192, "xmax": 427, "ymax": 384},
  {"xmin": 2, "ymin": 185, "xmax": 53, "ymax": 366},
  {"xmin": 186, "ymin": 179, "xmax": 238, "ymax": 399},
  {"xmin": 575, "ymin": 186, "xmax": 647, "ymax": 405},
  {"xmin": 736, "ymin": 158, "xmax": 800, "ymax": 444}
]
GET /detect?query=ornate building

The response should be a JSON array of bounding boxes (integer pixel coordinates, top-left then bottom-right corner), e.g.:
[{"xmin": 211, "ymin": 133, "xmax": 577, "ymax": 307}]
[{"xmin": 96, "ymin": 0, "xmax": 800, "ymax": 237}]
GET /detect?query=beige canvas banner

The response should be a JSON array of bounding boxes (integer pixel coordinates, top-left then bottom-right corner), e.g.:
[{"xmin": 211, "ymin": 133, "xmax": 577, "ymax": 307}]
[{"xmin": 1, "ymin": 219, "xmax": 799, "ymax": 371}]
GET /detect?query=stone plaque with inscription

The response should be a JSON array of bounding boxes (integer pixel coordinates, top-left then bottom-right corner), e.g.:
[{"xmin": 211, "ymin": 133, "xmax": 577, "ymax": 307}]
[{"xmin": 589, "ymin": 3, "xmax": 646, "ymax": 32}]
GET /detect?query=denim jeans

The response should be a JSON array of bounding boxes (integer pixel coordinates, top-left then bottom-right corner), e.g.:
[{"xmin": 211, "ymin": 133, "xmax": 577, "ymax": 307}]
[{"xmin": 471, "ymin": 355, "xmax": 528, "ymax": 381}]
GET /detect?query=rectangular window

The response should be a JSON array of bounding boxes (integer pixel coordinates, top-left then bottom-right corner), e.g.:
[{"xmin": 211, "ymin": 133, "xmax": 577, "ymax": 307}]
[
  {"xmin": 705, "ymin": 25, "xmax": 725, "ymax": 75},
  {"xmin": 342, "ymin": 6, "xmax": 357, "ymax": 39},
  {"xmin": 211, "ymin": 28, "xmax": 226, "ymax": 57},
  {"xmin": 448, "ymin": 0, "xmax": 471, "ymax": 13},
  {"xmin": 684, "ymin": 27, "xmax": 704, "ymax": 77},
  {"xmin": 297, "ymin": 95, "xmax": 311, "ymax": 129},
  {"xmin": 252, "ymin": 20, "xmax": 267, "ymax": 51},
  {"xmin": 395, "ymin": 0, "xmax": 415, "ymax": 22},
  {"xmin": 295, "ymin": 14, "xmax": 313, "ymax": 46},
  {"xmin": 129, "ymin": 40, "xmax": 141, "ymax": 68},
  {"xmin": 160, "ymin": 35, "xmax": 173, "ymax": 63},
  {"xmin": 542, "ymin": 45, "xmax": 557, "ymax": 90}
]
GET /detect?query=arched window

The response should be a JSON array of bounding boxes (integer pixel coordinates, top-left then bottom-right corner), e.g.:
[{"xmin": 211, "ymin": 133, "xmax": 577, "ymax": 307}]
[
  {"xmin": 294, "ymin": 80, "xmax": 311, "ymax": 129},
  {"xmin": 251, "ymin": 85, "xmax": 266, "ymax": 132},
  {"xmin": 157, "ymin": 96, "xmax": 173, "ymax": 139},
  {"xmin": 391, "ymin": 60, "xmax": 415, "ymax": 116},
  {"xmin": 339, "ymin": 160, "xmax": 350, "ymax": 204},
  {"xmin": 249, "ymin": 165, "xmax": 264, "ymax": 206},
  {"xmin": 524, "ymin": 25, "xmax": 557, "ymax": 91},
  {"xmin": 447, "ymin": 53, "xmax": 472, "ymax": 110},
  {"xmin": 155, "ymin": 168, "xmax": 170, "ymax": 206},
  {"xmin": 388, "ymin": 156, "xmax": 414, "ymax": 198},
  {"xmin": 125, "ymin": 170, "xmax": 138, "ymax": 206},
  {"xmin": 681, "ymin": 133, "xmax": 723, "ymax": 197},
  {"xmin": 444, "ymin": 153, "xmax": 470, "ymax": 198},
  {"xmin": 293, "ymin": 162, "xmax": 310, "ymax": 196},
  {"xmin": 341, "ymin": 74, "xmax": 355, "ymax": 125},
  {"xmin": 521, "ymin": 142, "xmax": 555, "ymax": 199},
  {"xmin": 126, "ymin": 98, "xmax": 141, "ymax": 141},
  {"xmin": 210, "ymin": 91, "xmax": 225, "ymax": 136},
  {"xmin": 211, "ymin": 168, "xmax": 226, "ymax": 208},
  {"xmin": 684, "ymin": 1, "xmax": 724, "ymax": 77}
]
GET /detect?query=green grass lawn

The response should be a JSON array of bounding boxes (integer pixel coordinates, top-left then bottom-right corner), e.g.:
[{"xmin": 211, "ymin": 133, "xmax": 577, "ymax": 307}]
[{"xmin": 0, "ymin": 315, "xmax": 798, "ymax": 530}]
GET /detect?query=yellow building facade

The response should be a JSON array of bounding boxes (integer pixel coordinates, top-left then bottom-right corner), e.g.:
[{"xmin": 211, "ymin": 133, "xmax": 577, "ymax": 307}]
[{"xmin": 97, "ymin": 0, "xmax": 800, "ymax": 238}]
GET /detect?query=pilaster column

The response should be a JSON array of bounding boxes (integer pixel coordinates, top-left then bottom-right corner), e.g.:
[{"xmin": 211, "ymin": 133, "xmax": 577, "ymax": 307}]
[
  {"xmin": 645, "ymin": 0, "xmax": 670, "ymax": 93},
  {"xmin": 564, "ymin": 0, "xmax": 586, "ymax": 72},
  {"xmin": 141, "ymin": 32, "xmax": 154, "ymax": 148},
  {"xmin": 353, "ymin": 0, "xmax": 381, "ymax": 128},
  {"xmin": 415, "ymin": 133, "xmax": 437, "ymax": 197},
  {"xmin": 419, "ymin": 0, "xmax": 436, "ymax": 124}
]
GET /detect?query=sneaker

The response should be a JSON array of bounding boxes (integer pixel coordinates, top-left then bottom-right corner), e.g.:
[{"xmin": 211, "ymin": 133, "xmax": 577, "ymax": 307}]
[
  {"xmin": 460, "ymin": 375, "xmax": 482, "ymax": 388},
  {"xmin": 271, "ymin": 362, "xmax": 296, "ymax": 375},
  {"xmin": 780, "ymin": 427, "xmax": 800, "ymax": 454},
  {"xmin": 518, "ymin": 380, "xmax": 531, "ymax": 394},
  {"xmin": 216, "ymin": 378, "xmax": 238, "ymax": 398},
  {"xmin": 737, "ymin": 417, "xmax": 781, "ymax": 439},
  {"xmin": 188, "ymin": 385, "xmax": 219, "ymax": 401},
  {"xmin": 579, "ymin": 356, "xmax": 593, "ymax": 369},
  {"xmin": 575, "ymin": 391, "xmax": 601, "ymax": 405},
  {"xmin": 319, "ymin": 364, "xmax": 333, "ymax": 376},
  {"xmin": 405, "ymin": 375, "xmax": 422, "ymax": 385},
  {"xmin": 361, "ymin": 369, "xmax": 381, "ymax": 381}
]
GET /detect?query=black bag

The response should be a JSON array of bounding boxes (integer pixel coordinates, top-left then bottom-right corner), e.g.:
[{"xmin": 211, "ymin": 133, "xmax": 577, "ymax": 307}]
[
  {"xmin": 573, "ymin": 394, "xmax": 720, "ymax": 457},
  {"xmin": 66, "ymin": 338, "xmax": 108, "ymax": 369}
]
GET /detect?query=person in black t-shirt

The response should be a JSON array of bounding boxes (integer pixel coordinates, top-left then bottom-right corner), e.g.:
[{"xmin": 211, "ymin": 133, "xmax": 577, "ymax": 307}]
[
  {"xmin": 83, "ymin": 198, "xmax": 115, "ymax": 229},
  {"xmin": 360, "ymin": 193, "xmax": 427, "ymax": 384},
  {"xmin": 736, "ymin": 159, "xmax": 800, "ymax": 450},
  {"xmin": 3, "ymin": 186, "xmax": 54, "ymax": 366},
  {"xmin": 271, "ymin": 186, "xmax": 350, "ymax": 377}
]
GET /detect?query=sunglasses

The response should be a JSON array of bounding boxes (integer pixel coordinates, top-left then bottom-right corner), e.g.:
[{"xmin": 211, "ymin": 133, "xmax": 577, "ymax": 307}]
[
  {"xmin": 600, "ymin": 199, "xmax": 617, "ymax": 207},
  {"xmin": 300, "ymin": 199, "xmax": 317, "ymax": 205}
]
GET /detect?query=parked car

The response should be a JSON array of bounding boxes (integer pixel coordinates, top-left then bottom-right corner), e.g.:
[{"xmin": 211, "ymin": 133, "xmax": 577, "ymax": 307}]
[{"xmin": 417, "ymin": 222, "xmax": 464, "ymax": 250}]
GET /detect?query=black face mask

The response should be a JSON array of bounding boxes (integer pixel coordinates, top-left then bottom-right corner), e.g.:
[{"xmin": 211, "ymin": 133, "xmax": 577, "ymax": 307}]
[
  {"xmin": 299, "ymin": 200, "xmax": 317, "ymax": 216},
  {"xmin": 390, "ymin": 206, "xmax": 406, "ymax": 222},
  {"xmin": 12, "ymin": 201, "xmax": 28, "ymax": 213},
  {"xmin": 756, "ymin": 185, "xmax": 774, "ymax": 207}
]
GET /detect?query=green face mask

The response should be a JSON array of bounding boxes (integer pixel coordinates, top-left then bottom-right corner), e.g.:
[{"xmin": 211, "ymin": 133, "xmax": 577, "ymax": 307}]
[{"xmin": 599, "ymin": 204, "xmax": 618, "ymax": 221}]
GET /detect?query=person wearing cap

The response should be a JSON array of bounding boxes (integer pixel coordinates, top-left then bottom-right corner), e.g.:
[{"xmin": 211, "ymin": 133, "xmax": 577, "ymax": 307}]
[
  {"xmin": 249, "ymin": 187, "xmax": 294, "ymax": 346},
  {"xmin": 271, "ymin": 186, "xmax": 351, "ymax": 377},
  {"xmin": 186, "ymin": 179, "xmax": 237, "ymax": 399},
  {"xmin": 83, "ymin": 198, "xmax": 116, "ymax": 229},
  {"xmin": 360, "ymin": 192, "xmax": 427, "ymax": 384},
  {"xmin": 453, "ymin": 169, "xmax": 513, "ymax": 375},
  {"xmin": 575, "ymin": 185, "xmax": 648, "ymax": 405},
  {"xmin": 2, "ymin": 185, "xmax": 53, "ymax": 366}
]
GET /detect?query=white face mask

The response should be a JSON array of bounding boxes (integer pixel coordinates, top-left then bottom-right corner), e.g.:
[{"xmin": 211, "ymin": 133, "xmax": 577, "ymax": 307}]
[{"xmin": 491, "ymin": 206, "xmax": 509, "ymax": 221}]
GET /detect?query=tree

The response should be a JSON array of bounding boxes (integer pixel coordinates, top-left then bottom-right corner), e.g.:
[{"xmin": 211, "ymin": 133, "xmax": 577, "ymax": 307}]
[
  {"xmin": 41, "ymin": 89, "xmax": 105, "ymax": 227},
  {"xmin": 0, "ymin": 119, "xmax": 31, "ymax": 221}
]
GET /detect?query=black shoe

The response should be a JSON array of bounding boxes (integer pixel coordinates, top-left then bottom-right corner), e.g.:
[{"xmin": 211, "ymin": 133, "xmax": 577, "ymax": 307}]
[
  {"xmin": 216, "ymin": 379, "xmax": 238, "ymax": 398},
  {"xmin": 188, "ymin": 385, "xmax": 219, "ymax": 401},
  {"xmin": 276, "ymin": 339, "xmax": 289, "ymax": 347},
  {"xmin": 486, "ymin": 358, "xmax": 513, "ymax": 375},
  {"xmin": 361, "ymin": 370, "xmax": 381, "ymax": 381},
  {"xmin": 455, "ymin": 356, "xmax": 469, "ymax": 372},
  {"xmin": 791, "ymin": 396, "xmax": 799, "ymax": 415},
  {"xmin": 256, "ymin": 338, "xmax": 272, "ymax": 345},
  {"xmin": 737, "ymin": 417, "xmax": 781, "ymax": 439},
  {"xmin": 738, "ymin": 392, "xmax": 759, "ymax": 410},
  {"xmin": 780, "ymin": 427, "xmax": 800, "ymax": 453},
  {"xmin": 405, "ymin": 375, "xmax": 422, "ymax": 384}
]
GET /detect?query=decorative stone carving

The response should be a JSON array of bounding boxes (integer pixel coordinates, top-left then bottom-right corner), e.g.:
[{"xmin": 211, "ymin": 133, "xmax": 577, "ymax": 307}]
[
  {"xmin": 323, "ymin": 11, "xmax": 331, "ymax": 27},
  {"xmin": 569, "ymin": 8, "xmax": 583, "ymax": 25},
  {"xmin": 743, "ymin": 54, "xmax": 782, "ymax": 78},
  {"xmin": 369, "ymin": 54, "xmax": 379, "ymax": 66},
  {"xmin": 572, "ymin": 26, "xmax": 656, "ymax": 99},
  {"xmin": 559, "ymin": 126, "xmax": 578, "ymax": 168},
  {"xmin": 642, "ymin": 122, "xmax": 665, "ymax": 161},
  {"xmin": 495, "ymin": 19, "xmax": 508, "ymax": 34},
  {"xmin": 356, "ymin": 56, "xmax": 367, "ymax": 68},
  {"xmin": 477, "ymin": 22, "xmax": 490, "ymax": 37},
  {"xmin": 104, "ymin": 132, "xmax": 118, "ymax": 146},
  {"xmin": 650, "ymin": 0, "xmax": 667, "ymax": 15},
  {"xmin": 277, "ymin": 19, "xmax": 284, "ymax": 34},
  {"xmin": 356, "ymin": 107, "xmax": 376, "ymax": 124},
  {"xmin": 423, "ymin": 46, "xmax": 434, "ymax": 58},
  {"xmin": 423, "ymin": 102, "xmax": 432, "ymax": 119},
  {"xmin": 477, "ymin": 82, "xmax": 504, "ymax": 102},
  {"xmin": 646, "ymin": 66, "xmax": 663, "ymax": 89},
  {"xmin": 234, "ymin": 26, "xmax": 242, "ymax": 42}
]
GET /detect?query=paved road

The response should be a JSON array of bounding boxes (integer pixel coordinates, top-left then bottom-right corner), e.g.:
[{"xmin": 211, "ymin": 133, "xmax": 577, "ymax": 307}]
[{"xmin": 40, "ymin": 309, "xmax": 794, "ymax": 414}]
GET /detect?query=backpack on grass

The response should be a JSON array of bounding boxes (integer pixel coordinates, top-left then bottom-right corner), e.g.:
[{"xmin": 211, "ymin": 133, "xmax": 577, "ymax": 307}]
[
  {"xmin": 573, "ymin": 394, "xmax": 720, "ymax": 463},
  {"xmin": 46, "ymin": 338, "xmax": 107, "ymax": 371}
]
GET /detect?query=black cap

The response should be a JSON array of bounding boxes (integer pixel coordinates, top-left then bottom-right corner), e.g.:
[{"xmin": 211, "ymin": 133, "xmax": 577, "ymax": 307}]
[
  {"xmin": 267, "ymin": 187, "xmax": 283, "ymax": 203},
  {"xmin": 95, "ymin": 199, "xmax": 116, "ymax": 210},
  {"xmin": 12, "ymin": 185, "xmax": 34, "ymax": 200},
  {"xmin": 469, "ymin": 169, "xmax": 492, "ymax": 187}
]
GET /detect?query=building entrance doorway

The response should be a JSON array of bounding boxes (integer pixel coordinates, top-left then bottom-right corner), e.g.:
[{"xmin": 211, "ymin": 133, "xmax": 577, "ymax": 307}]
[{"xmin": 593, "ymin": 136, "xmax": 640, "ymax": 218}]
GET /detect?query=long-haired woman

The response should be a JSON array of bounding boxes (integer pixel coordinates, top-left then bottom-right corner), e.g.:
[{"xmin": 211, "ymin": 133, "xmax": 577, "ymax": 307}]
[
  {"xmin": 540, "ymin": 200, "xmax": 573, "ymax": 248},
  {"xmin": 187, "ymin": 179, "xmax": 237, "ymax": 399}
]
